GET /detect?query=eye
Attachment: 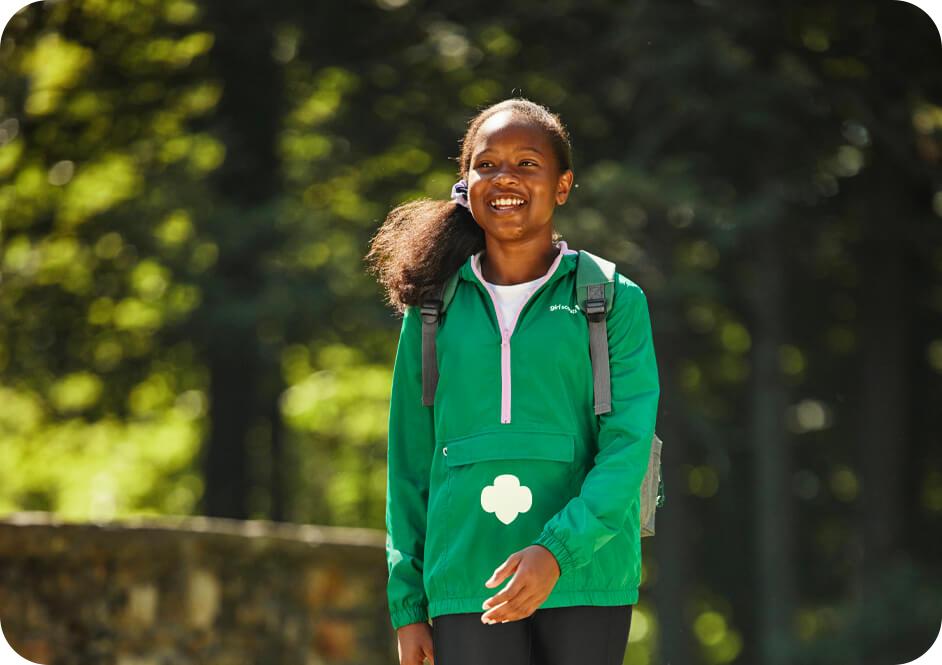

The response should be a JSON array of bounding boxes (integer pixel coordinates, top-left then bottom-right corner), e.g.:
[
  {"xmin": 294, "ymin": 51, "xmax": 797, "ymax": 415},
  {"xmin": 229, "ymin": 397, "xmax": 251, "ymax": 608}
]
[{"xmin": 476, "ymin": 159, "xmax": 537, "ymax": 168}]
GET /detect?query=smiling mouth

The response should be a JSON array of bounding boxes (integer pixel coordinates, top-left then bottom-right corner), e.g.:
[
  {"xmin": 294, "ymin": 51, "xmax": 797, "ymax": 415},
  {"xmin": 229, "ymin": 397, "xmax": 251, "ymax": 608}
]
[{"xmin": 488, "ymin": 197, "xmax": 528, "ymax": 212}]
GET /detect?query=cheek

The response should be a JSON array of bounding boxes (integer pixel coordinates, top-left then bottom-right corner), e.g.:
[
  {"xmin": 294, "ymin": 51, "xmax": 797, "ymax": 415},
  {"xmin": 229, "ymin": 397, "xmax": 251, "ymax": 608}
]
[{"xmin": 532, "ymin": 186, "xmax": 555, "ymax": 206}]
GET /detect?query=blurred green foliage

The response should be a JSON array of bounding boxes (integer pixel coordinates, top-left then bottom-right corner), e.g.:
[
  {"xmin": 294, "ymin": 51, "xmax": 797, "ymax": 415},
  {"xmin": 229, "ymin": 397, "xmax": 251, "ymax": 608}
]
[{"xmin": 1, "ymin": 0, "xmax": 940, "ymax": 663}]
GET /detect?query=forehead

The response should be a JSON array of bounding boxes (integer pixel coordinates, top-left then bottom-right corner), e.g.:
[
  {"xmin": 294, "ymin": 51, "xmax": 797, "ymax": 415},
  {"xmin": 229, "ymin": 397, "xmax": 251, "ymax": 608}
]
[{"xmin": 471, "ymin": 112, "xmax": 552, "ymax": 155}]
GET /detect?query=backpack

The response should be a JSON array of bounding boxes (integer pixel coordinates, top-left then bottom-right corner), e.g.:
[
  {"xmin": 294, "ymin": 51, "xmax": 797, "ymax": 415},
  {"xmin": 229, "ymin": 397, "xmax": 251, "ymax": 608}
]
[{"xmin": 418, "ymin": 249, "xmax": 665, "ymax": 538}]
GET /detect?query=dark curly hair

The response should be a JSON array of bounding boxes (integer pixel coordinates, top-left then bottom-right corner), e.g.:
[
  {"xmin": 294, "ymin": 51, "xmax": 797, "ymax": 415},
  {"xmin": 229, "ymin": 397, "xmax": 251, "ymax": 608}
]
[{"xmin": 364, "ymin": 97, "xmax": 574, "ymax": 315}]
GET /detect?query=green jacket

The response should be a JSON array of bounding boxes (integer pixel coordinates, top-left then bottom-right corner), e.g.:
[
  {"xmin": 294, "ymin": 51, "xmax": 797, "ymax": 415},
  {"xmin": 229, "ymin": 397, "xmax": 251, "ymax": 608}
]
[{"xmin": 385, "ymin": 241, "xmax": 660, "ymax": 630}]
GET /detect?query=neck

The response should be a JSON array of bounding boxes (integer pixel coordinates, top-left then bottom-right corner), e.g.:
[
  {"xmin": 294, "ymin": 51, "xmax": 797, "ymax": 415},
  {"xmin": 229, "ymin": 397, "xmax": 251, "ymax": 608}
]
[{"xmin": 480, "ymin": 238, "xmax": 562, "ymax": 285}]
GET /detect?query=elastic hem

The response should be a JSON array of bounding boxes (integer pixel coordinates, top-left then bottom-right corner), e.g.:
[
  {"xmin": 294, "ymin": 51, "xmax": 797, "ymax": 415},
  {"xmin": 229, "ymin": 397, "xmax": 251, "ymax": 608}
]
[
  {"xmin": 533, "ymin": 529, "xmax": 577, "ymax": 574},
  {"xmin": 428, "ymin": 587, "xmax": 638, "ymax": 619},
  {"xmin": 389, "ymin": 604, "xmax": 430, "ymax": 630}
]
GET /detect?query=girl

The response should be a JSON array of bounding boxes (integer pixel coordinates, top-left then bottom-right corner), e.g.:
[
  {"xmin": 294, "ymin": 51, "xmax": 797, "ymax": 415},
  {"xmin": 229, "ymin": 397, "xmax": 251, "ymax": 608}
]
[{"xmin": 365, "ymin": 98, "xmax": 660, "ymax": 665}]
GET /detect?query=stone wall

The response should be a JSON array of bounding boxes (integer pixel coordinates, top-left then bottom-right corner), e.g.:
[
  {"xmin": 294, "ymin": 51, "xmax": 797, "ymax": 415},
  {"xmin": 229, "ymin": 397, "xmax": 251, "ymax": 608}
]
[{"xmin": 0, "ymin": 512, "xmax": 398, "ymax": 665}]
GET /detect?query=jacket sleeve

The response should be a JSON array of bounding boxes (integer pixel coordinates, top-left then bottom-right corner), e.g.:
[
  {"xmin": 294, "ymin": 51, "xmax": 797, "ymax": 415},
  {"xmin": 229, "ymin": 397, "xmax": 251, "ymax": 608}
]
[
  {"xmin": 532, "ymin": 275, "xmax": 660, "ymax": 575},
  {"xmin": 385, "ymin": 304, "xmax": 436, "ymax": 630}
]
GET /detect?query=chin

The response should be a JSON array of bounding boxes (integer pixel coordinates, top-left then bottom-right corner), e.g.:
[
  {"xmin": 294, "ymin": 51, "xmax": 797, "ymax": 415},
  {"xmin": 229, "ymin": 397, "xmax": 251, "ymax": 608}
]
[{"xmin": 489, "ymin": 221, "xmax": 529, "ymax": 236}]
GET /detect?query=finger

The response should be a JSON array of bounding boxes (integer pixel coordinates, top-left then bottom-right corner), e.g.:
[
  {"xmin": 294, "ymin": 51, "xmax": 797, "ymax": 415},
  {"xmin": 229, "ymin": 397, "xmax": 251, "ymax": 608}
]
[
  {"xmin": 483, "ymin": 591, "xmax": 541, "ymax": 623},
  {"xmin": 483, "ymin": 577, "xmax": 527, "ymax": 610},
  {"xmin": 485, "ymin": 551, "xmax": 522, "ymax": 588},
  {"xmin": 423, "ymin": 643, "xmax": 435, "ymax": 665},
  {"xmin": 481, "ymin": 598, "xmax": 511, "ymax": 622},
  {"xmin": 485, "ymin": 558, "xmax": 518, "ymax": 588},
  {"xmin": 483, "ymin": 587, "xmax": 539, "ymax": 621},
  {"xmin": 484, "ymin": 607, "xmax": 523, "ymax": 623}
]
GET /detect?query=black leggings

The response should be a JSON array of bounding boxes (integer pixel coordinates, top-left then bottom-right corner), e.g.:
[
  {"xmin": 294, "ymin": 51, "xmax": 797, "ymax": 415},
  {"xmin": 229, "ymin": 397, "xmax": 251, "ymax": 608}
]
[{"xmin": 431, "ymin": 604, "xmax": 633, "ymax": 665}]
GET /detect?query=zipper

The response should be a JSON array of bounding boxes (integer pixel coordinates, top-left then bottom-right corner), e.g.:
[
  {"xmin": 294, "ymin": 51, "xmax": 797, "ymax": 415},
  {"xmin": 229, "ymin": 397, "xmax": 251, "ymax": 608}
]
[{"xmin": 470, "ymin": 243, "xmax": 569, "ymax": 424}]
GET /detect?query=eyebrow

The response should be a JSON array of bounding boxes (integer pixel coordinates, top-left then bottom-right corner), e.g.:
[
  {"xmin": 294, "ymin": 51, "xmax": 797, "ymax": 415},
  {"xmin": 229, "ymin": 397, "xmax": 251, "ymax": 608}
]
[{"xmin": 476, "ymin": 146, "xmax": 545, "ymax": 156}]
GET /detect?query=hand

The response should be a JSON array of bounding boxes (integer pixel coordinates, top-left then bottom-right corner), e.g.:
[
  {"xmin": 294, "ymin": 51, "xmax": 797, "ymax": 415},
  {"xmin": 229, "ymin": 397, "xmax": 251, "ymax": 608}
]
[
  {"xmin": 396, "ymin": 621, "xmax": 434, "ymax": 665},
  {"xmin": 480, "ymin": 545, "xmax": 561, "ymax": 624}
]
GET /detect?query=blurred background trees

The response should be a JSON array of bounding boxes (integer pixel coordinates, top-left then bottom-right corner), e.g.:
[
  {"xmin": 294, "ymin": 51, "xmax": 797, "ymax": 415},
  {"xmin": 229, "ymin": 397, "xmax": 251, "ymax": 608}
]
[{"xmin": 1, "ymin": 0, "xmax": 940, "ymax": 663}]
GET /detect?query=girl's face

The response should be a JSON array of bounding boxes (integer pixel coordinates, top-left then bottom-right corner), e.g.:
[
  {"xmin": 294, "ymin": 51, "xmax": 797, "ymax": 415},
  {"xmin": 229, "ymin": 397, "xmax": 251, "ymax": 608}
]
[{"xmin": 466, "ymin": 112, "xmax": 573, "ymax": 244}]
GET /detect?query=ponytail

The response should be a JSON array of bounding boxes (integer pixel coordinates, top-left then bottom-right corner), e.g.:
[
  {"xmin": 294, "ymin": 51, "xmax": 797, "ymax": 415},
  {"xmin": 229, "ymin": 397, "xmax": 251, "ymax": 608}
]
[{"xmin": 365, "ymin": 197, "xmax": 484, "ymax": 315}]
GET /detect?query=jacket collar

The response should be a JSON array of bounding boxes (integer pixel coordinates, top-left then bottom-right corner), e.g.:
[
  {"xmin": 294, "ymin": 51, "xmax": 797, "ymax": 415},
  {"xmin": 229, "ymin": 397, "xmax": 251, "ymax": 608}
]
[{"xmin": 458, "ymin": 239, "xmax": 579, "ymax": 288}]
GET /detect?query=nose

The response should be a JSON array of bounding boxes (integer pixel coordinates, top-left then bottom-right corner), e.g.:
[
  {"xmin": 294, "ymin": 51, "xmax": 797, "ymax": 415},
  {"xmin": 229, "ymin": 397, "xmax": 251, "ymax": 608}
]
[{"xmin": 492, "ymin": 165, "xmax": 520, "ymax": 186}]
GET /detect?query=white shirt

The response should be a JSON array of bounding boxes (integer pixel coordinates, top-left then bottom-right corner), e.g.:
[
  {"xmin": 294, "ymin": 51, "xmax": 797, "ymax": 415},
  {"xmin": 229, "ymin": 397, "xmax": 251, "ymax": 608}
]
[
  {"xmin": 471, "ymin": 241, "xmax": 579, "ymax": 333},
  {"xmin": 484, "ymin": 275, "xmax": 543, "ymax": 331},
  {"xmin": 472, "ymin": 252, "xmax": 544, "ymax": 333}
]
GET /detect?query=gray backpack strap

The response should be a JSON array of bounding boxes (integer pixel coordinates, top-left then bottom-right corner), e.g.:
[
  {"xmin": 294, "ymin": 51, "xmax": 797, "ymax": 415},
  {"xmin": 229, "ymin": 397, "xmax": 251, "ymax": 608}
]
[
  {"xmin": 586, "ymin": 283, "xmax": 612, "ymax": 414},
  {"xmin": 420, "ymin": 284, "xmax": 443, "ymax": 406},
  {"xmin": 577, "ymin": 249, "xmax": 665, "ymax": 538},
  {"xmin": 419, "ymin": 271, "xmax": 460, "ymax": 406},
  {"xmin": 576, "ymin": 250, "xmax": 616, "ymax": 415}
]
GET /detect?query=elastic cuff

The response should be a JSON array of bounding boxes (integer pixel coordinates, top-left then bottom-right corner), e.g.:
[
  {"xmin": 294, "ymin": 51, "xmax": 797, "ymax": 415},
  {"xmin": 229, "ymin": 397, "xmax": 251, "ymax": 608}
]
[
  {"xmin": 390, "ymin": 605, "xmax": 430, "ymax": 630},
  {"xmin": 533, "ymin": 529, "xmax": 575, "ymax": 576}
]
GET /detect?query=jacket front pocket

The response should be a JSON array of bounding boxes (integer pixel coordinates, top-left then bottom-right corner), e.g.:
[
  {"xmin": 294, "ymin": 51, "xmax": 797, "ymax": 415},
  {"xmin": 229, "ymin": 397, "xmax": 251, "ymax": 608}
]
[{"xmin": 430, "ymin": 429, "xmax": 577, "ymax": 598}]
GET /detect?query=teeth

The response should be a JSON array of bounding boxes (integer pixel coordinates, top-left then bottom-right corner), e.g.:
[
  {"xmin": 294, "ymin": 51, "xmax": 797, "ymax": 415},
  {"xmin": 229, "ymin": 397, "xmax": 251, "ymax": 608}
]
[{"xmin": 491, "ymin": 197, "xmax": 526, "ymax": 208}]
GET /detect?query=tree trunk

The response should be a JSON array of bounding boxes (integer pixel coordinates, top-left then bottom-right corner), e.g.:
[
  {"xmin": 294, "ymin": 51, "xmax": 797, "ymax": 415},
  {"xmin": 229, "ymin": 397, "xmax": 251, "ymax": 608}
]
[
  {"xmin": 749, "ymin": 220, "xmax": 796, "ymax": 665},
  {"xmin": 853, "ymin": 186, "xmax": 910, "ymax": 665},
  {"xmin": 651, "ymin": 327, "xmax": 697, "ymax": 665},
  {"xmin": 198, "ymin": 0, "xmax": 283, "ymax": 518}
]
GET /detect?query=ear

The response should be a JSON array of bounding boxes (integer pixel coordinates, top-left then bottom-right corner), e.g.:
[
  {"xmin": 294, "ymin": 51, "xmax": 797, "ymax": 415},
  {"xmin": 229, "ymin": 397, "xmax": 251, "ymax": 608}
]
[{"xmin": 555, "ymin": 169, "xmax": 574, "ymax": 205}]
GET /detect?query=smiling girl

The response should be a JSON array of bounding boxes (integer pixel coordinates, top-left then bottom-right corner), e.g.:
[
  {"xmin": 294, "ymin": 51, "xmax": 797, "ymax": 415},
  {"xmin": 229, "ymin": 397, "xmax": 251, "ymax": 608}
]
[{"xmin": 366, "ymin": 98, "xmax": 660, "ymax": 665}]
